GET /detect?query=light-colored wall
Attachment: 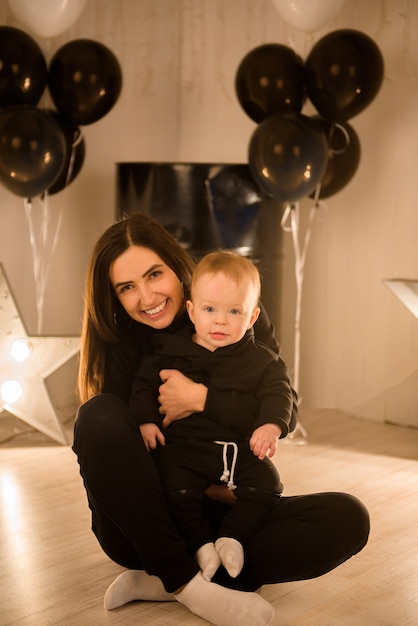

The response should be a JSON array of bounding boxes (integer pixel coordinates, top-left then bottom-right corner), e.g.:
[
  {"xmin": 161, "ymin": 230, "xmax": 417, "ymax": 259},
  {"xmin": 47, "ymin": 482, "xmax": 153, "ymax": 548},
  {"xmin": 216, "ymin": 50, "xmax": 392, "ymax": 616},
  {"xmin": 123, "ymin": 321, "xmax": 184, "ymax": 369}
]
[{"xmin": 0, "ymin": 0, "xmax": 417, "ymax": 427}]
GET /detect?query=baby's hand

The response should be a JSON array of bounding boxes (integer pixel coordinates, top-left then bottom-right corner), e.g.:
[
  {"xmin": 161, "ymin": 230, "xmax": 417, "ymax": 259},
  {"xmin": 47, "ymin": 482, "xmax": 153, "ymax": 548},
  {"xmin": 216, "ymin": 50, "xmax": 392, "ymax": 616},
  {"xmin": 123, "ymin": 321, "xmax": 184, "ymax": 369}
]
[
  {"xmin": 249, "ymin": 423, "xmax": 282, "ymax": 460},
  {"xmin": 139, "ymin": 423, "xmax": 166, "ymax": 451}
]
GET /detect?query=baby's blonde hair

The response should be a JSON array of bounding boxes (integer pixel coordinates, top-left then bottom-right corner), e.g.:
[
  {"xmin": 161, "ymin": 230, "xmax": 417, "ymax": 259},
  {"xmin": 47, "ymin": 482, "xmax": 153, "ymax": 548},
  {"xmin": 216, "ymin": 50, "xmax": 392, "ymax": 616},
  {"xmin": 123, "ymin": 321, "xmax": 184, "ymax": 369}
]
[{"xmin": 191, "ymin": 250, "xmax": 261, "ymax": 309}]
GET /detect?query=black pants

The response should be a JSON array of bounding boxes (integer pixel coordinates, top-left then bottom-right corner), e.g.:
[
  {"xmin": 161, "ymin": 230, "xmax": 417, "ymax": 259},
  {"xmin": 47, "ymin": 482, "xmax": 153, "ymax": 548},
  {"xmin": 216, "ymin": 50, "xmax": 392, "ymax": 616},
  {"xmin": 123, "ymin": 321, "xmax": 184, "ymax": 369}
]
[
  {"xmin": 153, "ymin": 438, "xmax": 282, "ymax": 552},
  {"xmin": 72, "ymin": 394, "xmax": 370, "ymax": 593}
]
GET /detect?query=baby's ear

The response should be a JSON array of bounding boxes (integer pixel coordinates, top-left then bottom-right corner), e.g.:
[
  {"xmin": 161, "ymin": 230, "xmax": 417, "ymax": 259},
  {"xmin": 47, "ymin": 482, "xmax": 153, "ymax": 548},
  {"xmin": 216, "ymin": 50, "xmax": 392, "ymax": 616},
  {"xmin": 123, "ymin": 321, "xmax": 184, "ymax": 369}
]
[
  {"xmin": 249, "ymin": 306, "xmax": 261, "ymax": 328},
  {"xmin": 186, "ymin": 299, "xmax": 194, "ymax": 321}
]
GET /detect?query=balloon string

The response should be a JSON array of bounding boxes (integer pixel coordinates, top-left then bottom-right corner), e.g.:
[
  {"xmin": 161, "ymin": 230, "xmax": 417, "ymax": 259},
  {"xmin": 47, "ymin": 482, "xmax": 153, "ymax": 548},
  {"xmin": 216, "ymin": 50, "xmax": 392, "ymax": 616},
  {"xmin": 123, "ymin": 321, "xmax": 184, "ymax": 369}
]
[
  {"xmin": 281, "ymin": 201, "xmax": 318, "ymax": 394},
  {"xmin": 65, "ymin": 145, "xmax": 76, "ymax": 188},
  {"xmin": 328, "ymin": 122, "xmax": 350, "ymax": 155},
  {"xmin": 64, "ymin": 129, "xmax": 83, "ymax": 187},
  {"xmin": 24, "ymin": 194, "xmax": 63, "ymax": 334}
]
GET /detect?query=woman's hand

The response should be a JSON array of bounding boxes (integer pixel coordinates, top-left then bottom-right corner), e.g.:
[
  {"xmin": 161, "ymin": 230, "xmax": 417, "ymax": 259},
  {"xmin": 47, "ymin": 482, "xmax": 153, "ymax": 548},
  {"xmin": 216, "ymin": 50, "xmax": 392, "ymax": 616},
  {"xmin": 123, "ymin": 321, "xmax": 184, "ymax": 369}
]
[
  {"xmin": 158, "ymin": 369, "xmax": 207, "ymax": 427},
  {"xmin": 249, "ymin": 423, "xmax": 282, "ymax": 460}
]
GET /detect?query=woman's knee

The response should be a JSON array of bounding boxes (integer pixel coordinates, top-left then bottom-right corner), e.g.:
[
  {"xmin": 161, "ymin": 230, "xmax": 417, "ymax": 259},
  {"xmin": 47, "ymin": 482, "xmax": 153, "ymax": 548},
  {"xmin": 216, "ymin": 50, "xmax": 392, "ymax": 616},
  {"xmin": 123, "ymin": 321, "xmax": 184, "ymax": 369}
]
[
  {"xmin": 77, "ymin": 393, "xmax": 124, "ymax": 421},
  {"xmin": 76, "ymin": 393, "xmax": 131, "ymax": 430},
  {"xmin": 340, "ymin": 492, "xmax": 370, "ymax": 551},
  {"xmin": 320, "ymin": 492, "xmax": 370, "ymax": 555},
  {"xmin": 73, "ymin": 393, "xmax": 132, "ymax": 454}
]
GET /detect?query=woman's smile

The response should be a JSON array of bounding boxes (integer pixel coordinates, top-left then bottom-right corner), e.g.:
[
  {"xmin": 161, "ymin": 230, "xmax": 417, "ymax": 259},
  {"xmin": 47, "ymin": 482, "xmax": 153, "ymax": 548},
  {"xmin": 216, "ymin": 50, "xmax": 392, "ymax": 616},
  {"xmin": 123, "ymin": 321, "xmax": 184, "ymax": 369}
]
[{"xmin": 142, "ymin": 298, "xmax": 169, "ymax": 316}]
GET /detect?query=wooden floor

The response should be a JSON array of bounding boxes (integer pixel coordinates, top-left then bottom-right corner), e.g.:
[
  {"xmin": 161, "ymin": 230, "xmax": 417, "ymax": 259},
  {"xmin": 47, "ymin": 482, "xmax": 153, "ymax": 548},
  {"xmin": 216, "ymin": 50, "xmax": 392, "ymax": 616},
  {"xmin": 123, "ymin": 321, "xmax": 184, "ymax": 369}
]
[{"xmin": 1, "ymin": 409, "xmax": 418, "ymax": 625}]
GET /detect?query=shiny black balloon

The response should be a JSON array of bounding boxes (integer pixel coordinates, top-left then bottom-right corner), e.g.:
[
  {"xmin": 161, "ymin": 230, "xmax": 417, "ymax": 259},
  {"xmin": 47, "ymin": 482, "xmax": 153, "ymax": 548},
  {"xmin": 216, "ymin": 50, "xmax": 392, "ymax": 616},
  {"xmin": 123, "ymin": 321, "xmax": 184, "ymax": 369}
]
[
  {"xmin": 248, "ymin": 112, "xmax": 328, "ymax": 202},
  {"xmin": 48, "ymin": 39, "xmax": 123, "ymax": 125},
  {"xmin": 0, "ymin": 26, "xmax": 47, "ymax": 108},
  {"xmin": 0, "ymin": 106, "xmax": 66, "ymax": 198},
  {"xmin": 310, "ymin": 117, "xmax": 361, "ymax": 199},
  {"xmin": 206, "ymin": 165, "xmax": 262, "ymax": 250},
  {"xmin": 236, "ymin": 43, "xmax": 305, "ymax": 123},
  {"xmin": 304, "ymin": 29, "xmax": 384, "ymax": 121},
  {"xmin": 47, "ymin": 111, "xmax": 86, "ymax": 194}
]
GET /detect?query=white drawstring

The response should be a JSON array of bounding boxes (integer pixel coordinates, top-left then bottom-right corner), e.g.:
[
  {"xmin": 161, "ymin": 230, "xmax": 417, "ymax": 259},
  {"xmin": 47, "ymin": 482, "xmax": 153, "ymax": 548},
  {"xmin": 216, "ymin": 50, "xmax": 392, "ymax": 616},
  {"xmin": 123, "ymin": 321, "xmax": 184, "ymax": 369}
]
[{"xmin": 214, "ymin": 440, "xmax": 238, "ymax": 490}]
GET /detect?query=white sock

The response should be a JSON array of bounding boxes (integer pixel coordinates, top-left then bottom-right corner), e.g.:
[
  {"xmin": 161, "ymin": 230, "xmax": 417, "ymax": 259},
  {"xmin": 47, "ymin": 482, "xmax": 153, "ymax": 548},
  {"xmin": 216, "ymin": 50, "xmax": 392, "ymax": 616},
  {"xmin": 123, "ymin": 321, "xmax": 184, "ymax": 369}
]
[
  {"xmin": 176, "ymin": 572, "xmax": 274, "ymax": 626},
  {"xmin": 196, "ymin": 542, "xmax": 221, "ymax": 581},
  {"xmin": 215, "ymin": 537, "xmax": 244, "ymax": 578},
  {"xmin": 104, "ymin": 570, "xmax": 174, "ymax": 610}
]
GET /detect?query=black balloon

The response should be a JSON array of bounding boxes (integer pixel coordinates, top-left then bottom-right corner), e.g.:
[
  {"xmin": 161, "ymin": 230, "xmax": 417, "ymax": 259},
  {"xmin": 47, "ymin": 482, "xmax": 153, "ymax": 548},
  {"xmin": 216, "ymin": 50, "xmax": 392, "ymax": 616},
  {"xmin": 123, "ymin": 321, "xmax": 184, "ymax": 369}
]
[
  {"xmin": 310, "ymin": 117, "xmax": 361, "ymax": 199},
  {"xmin": 0, "ymin": 26, "xmax": 47, "ymax": 109},
  {"xmin": 235, "ymin": 43, "xmax": 305, "ymax": 123},
  {"xmin": 47, "ymin": 111, "xmax": 86, "ymax": 194},
  {"xmin": 48, "ymin": 39, "xmax": 123, "ymax": 125},
  {"xmin": 248, "ymin": 112, "xmax": 328, "ymax": 202},
  {"xmin": 0, "ymin": 106, "xmax": 66, "ymax": 198},
  {"xmin": 304, "ymin": 29, "xmax": 384, "ymax": 121},
  {"xmin": 206, "ymin": 166, "xmax": 262, "ymax": 250}
]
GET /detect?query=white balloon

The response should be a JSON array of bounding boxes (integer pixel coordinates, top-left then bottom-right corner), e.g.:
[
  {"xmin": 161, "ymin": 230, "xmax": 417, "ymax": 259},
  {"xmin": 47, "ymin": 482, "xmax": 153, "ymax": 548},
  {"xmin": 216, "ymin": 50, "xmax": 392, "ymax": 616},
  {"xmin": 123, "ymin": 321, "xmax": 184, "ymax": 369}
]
[
  {"xmin": 272, "ymin": 0, "xmax": 345, "ymax": 33},
  {"xmin": 7, "ymin": 0, "xmax": 87, "ymax": 38}
]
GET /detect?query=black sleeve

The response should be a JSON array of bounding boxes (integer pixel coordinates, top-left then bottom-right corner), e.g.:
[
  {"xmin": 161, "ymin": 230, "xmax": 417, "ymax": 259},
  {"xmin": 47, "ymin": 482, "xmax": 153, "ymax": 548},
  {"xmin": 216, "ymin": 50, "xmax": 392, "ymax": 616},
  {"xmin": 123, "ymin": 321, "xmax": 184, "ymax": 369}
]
[
  {"xmin": 130, "ymin": 358, "xmax": 164, "ymax": 427},
  {"xmin": 103, "ymin": 340, "xmax": 139, "ymax": 403},
  {"xmin": 253, "ymin": 301, "xmax": 280, "ymax": 355},
  {"xmin": 102, "ymin": 326, "xmax": 153, "ymax": 404},
  {"xmin": 253, "ymin": 359, "xmax": 294, "ymax": 438},
  {"xmin": 254, "ymin": 303, "xmax": 299, "ymax": 434}
]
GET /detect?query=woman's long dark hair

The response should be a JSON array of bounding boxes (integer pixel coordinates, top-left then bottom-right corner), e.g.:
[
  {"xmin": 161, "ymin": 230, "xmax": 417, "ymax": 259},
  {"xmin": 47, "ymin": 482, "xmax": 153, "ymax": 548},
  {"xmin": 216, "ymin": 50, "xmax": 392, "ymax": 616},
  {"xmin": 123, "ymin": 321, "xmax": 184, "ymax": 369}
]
[{"xmin": 78, "ymin": 213, "xmax": 195, "ymax": 402}]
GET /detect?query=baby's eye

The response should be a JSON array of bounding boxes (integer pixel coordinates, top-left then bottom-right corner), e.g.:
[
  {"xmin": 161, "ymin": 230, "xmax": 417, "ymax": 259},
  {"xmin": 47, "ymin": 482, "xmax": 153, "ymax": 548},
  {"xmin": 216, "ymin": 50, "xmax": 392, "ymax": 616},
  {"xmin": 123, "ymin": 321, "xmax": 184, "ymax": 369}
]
[
  {"xmin": 231, "ymin": 309, "xmax": 241, "ymax": 315},
  {"xmin": 204, "ymin": 305, "xmax": 215, "ymax": 313}
]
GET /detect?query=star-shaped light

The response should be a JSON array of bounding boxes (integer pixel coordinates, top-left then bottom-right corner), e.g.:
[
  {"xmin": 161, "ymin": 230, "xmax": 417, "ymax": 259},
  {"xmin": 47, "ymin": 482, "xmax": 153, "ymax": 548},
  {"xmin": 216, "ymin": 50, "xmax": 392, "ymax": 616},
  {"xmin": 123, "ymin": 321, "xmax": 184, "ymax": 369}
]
[{"xmin": 0, "ymin": 264, "xmax": 80, "ymax": 444}]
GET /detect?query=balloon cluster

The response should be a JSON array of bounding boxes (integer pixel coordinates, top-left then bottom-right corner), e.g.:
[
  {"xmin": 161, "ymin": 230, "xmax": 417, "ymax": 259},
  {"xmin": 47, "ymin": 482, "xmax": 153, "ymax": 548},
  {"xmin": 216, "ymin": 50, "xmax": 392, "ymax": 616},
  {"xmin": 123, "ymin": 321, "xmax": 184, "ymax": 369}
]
[
  {"xmin": 0, "ymin": 26, "xmax": 122, "ymax": 199},
  {"xmin": 236, "ymin": 29, "xmax": 384, "ymax": 202}
]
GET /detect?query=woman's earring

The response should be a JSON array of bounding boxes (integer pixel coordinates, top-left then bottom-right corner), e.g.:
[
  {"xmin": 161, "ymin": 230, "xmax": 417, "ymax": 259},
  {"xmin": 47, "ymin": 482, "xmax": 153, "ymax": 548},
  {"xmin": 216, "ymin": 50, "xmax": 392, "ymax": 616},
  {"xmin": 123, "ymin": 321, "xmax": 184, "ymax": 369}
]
[{"xmin": 113, "ymin": 309, "xmax": 132, "ymax": 330}]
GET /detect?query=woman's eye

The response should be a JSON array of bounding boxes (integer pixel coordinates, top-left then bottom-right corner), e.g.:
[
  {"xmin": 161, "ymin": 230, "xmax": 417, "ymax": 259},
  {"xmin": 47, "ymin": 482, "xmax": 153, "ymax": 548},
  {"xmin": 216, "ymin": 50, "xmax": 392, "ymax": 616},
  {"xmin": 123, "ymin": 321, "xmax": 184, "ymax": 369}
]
[{"xmin": 149, "ymin": 270, "xmax": 162, "ymax": 279}]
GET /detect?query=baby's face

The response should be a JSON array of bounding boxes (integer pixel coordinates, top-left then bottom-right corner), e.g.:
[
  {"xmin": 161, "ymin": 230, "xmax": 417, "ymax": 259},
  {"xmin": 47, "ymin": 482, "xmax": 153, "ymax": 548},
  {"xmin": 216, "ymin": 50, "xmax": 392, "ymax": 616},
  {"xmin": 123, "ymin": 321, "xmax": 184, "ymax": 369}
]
[{"xmin": 186, "ymin": 271, "xmax": 260, "ymax": 352}]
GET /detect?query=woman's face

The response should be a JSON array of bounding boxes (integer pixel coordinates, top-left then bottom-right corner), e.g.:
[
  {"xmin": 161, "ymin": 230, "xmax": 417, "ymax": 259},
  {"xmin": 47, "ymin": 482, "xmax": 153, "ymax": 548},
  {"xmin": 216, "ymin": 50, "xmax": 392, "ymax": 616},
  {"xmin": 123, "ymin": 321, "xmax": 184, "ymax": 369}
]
[{"xmin": 110, "ymin": 245, "xmax": 184, "ymax": 329}]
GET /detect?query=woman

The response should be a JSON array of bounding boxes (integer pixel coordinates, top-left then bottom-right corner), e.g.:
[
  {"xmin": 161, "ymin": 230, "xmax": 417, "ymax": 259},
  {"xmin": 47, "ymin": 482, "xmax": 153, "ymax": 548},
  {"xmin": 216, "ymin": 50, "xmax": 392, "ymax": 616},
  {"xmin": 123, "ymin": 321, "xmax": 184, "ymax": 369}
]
[{"xmin": 73, "ymin": 213, "xmax": 369, "ymax": 626}]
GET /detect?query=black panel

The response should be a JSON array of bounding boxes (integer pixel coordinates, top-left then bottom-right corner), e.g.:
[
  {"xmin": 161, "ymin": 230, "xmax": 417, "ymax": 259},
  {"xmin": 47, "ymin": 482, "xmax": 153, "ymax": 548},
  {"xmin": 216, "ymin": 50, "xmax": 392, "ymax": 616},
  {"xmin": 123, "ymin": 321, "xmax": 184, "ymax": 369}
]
[{"xmin": 115, "ymin": 162, "xmax": 283, "ymax": 333}]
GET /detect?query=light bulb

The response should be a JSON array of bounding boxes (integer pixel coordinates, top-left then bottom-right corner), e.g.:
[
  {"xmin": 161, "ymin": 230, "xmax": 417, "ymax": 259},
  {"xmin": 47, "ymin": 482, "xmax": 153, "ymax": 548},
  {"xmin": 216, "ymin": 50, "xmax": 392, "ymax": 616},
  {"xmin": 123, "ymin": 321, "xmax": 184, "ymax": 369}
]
[
  {"xmin": 1, "ymin": 380, "xmax": 23, "ymax": 404},
  {"xmin": 10, "ymin": 339, "xmax": 31, "ymax": 362}
]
